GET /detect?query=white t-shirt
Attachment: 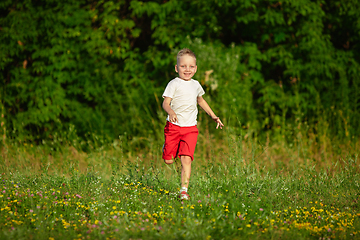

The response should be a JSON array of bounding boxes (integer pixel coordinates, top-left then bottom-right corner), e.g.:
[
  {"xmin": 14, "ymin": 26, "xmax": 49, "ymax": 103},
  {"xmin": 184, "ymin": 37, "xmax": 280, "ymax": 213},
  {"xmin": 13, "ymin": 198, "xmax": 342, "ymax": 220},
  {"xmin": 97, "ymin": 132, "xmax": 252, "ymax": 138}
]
[{"xmin": 162, "ymin": 77, "xmax": 205, "ymax": 127}]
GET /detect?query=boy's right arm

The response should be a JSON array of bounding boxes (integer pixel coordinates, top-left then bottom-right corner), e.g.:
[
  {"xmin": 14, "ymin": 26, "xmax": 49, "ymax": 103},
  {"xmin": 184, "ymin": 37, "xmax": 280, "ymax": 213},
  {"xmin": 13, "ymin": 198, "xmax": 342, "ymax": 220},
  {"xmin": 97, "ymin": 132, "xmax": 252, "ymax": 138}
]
[{"xmin": 162, "ymin": 97, "xmax": 178, "ymax": 123}]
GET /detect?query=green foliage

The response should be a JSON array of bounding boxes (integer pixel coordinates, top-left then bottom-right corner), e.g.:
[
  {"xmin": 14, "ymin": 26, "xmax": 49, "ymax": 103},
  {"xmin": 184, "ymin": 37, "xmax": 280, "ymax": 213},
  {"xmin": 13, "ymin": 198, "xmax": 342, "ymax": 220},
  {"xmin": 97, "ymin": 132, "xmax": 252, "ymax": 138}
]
[{"xmin": 1, "ymin": 0, "xmax": 360, "ymax": 147}]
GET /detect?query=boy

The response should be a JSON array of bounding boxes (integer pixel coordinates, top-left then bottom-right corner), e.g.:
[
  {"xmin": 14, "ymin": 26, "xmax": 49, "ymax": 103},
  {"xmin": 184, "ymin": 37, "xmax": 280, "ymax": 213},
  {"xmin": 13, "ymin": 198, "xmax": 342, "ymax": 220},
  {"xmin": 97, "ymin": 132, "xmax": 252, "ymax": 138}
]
[{"xmin": 162, "ymin": 48, "xmax": 224, "ymax": 200}]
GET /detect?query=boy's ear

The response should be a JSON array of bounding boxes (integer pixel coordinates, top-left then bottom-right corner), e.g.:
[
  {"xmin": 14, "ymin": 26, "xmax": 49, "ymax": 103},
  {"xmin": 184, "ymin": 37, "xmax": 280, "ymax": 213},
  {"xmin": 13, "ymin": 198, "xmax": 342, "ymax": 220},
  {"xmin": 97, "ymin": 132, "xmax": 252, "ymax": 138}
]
[{"xmin": 175, "ymin": 65, "xmax": 179, "ymax": 73}]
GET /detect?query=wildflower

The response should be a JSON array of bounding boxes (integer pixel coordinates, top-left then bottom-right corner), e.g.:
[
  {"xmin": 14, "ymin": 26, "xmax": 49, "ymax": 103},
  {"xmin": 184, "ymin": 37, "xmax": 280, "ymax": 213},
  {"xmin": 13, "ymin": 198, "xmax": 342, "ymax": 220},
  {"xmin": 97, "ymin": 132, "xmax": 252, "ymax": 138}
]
[
  {"xmin": 75, "ymin": 194, "xmax": 82, "ymax": 198},
  {"xmin": 259, "ymin": 208, "xmax": 264, "ymax": 211}
]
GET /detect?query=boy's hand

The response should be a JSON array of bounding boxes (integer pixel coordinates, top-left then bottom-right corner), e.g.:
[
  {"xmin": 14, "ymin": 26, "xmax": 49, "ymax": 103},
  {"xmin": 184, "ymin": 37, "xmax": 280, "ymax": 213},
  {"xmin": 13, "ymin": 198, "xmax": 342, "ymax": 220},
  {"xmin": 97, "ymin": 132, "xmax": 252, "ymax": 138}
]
[
  {"xmin": 212, "ymin": 116, "xmax": 224, "ymax": 129},
  {"xmin": 169, "ymin": 113, "xmax": 178, "ymax": 123}
]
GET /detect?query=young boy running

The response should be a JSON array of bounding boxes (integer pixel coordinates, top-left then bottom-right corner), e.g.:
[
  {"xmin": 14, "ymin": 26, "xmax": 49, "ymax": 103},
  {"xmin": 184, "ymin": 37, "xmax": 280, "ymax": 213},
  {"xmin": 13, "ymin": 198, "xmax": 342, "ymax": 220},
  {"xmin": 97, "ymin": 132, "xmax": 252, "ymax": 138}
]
[{"xmin": 162, "ymin": 48, "xmax": 224, "ymax": 200}]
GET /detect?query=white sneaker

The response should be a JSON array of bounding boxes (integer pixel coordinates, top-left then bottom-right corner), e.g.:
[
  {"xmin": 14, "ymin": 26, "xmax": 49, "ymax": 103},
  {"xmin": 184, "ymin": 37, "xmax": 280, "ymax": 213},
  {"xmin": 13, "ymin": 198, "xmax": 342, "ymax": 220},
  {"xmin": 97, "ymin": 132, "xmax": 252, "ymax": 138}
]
[{"xmin": 179, "ymin": 191, "xmax": 190, "ymax": 200}]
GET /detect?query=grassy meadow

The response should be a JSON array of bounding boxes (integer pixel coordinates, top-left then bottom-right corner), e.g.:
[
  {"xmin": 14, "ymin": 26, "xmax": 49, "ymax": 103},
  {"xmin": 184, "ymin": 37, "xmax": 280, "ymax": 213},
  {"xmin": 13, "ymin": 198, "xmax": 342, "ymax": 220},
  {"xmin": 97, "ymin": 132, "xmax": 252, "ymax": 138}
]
[
  {"xmin": 1, "ymin": 128, "xmax": 360, "ymax": 240},
  {"xmin": 2, "ymin": 1, "xmax": 360, "ymax": 239}
]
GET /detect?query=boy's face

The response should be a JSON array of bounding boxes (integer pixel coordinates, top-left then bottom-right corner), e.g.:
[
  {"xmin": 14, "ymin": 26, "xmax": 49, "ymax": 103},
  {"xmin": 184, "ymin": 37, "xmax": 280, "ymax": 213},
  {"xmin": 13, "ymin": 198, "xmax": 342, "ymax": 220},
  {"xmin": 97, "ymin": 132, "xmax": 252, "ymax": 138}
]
[{"xmin": 175, "ymin": 55, "xmax": 197, "ymax": 81}]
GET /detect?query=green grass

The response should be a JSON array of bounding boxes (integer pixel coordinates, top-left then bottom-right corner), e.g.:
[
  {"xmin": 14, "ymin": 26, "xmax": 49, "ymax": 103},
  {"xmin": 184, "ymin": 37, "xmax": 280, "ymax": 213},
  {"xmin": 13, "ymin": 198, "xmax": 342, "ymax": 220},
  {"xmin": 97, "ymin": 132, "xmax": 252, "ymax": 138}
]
[{"xmin": 0, "ymin": 136, "xmax": 360, "ymax": 240}]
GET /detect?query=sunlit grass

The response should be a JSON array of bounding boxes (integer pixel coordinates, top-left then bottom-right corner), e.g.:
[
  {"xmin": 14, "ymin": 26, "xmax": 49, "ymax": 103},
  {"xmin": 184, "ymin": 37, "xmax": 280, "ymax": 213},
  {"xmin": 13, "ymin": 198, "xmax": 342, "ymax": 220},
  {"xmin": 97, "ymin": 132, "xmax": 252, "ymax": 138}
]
[
  {"xmin": 0, "ymin": 160, "xmax": 359, "ymax": 239},
  {"xmin": 0, "ymin": 132, "xmax": 359, "ymax": 239},
  {"xmin": 0, "ymin": 173, "xmax": 359, "ymax": 240}
]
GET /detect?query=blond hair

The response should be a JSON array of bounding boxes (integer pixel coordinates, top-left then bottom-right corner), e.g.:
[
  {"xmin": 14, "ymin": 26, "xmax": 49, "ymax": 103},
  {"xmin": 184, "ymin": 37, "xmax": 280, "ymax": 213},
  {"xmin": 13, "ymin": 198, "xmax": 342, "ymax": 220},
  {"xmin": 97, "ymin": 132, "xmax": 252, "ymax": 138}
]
[{"xmin": 177, "ymin": 48, "xmax": 196, "ymax": 64}]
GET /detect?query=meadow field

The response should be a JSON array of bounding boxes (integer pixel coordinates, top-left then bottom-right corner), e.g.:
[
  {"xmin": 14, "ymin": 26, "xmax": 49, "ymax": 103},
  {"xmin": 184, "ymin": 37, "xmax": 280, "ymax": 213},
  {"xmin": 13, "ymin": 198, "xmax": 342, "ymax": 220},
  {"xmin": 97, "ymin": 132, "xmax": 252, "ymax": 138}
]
[
  {"xmin": 2, "ymin": 1, "xmax": 360, "ymax": 239},
  {"xmin": 1, "ymin": 131, "xmax": 359, "ymax": 240}
]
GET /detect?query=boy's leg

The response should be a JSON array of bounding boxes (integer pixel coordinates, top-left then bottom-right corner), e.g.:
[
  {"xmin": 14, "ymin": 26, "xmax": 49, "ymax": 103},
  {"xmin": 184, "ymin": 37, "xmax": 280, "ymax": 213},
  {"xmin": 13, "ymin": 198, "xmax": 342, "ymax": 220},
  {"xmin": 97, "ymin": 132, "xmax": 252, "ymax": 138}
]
[
  {"xmin": 164, "ymin": 159, "xmax": 174, "ymax": 164},
  {"xmin": 178, "ymin": 125, "xmax": 198, "ymax": 195},
  {"xmin": 180, "ymin": 155, "xmax": 192, "ymax": 188},
  {"xmin": 163, "ymin": 122, "xmax": 180, "ymax": 164}
]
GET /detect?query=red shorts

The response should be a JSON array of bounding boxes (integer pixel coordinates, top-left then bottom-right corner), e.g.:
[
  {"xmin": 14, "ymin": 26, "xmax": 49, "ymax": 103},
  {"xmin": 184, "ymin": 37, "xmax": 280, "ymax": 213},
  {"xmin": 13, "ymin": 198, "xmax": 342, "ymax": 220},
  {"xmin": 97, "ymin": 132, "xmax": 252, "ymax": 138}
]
[{"xmin": 162, "ymin": 121, "xmax": 198, "ymax": 161}]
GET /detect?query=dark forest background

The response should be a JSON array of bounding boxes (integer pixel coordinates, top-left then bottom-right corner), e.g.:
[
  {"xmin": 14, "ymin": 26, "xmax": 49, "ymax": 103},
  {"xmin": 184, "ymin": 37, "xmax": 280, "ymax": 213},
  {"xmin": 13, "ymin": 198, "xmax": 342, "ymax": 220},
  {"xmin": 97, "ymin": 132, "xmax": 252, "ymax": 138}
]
[{"xmin": 1, "ymin": 0, "xmax": 359, "ymax": 151}]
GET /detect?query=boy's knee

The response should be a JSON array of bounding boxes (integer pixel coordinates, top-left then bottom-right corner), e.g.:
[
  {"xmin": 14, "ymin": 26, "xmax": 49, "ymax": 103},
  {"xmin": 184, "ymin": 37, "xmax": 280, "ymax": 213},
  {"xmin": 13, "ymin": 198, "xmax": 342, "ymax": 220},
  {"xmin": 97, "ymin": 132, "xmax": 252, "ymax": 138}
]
[
  {"xmin": 164, "ymin": 159, "xmax": 174, "ymax": 165},
  {"xmin": 180, "ymin": 155, "xmax": 192, "ymax": 165}
]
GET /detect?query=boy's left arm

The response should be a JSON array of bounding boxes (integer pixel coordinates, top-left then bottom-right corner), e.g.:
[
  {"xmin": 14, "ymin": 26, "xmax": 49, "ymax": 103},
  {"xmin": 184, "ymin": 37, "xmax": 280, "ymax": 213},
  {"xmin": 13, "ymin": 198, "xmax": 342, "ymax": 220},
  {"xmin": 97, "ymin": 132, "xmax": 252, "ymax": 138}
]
[{"xmin": 197, "ymin": 96, "xmax": 224, "ymax": 129}]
